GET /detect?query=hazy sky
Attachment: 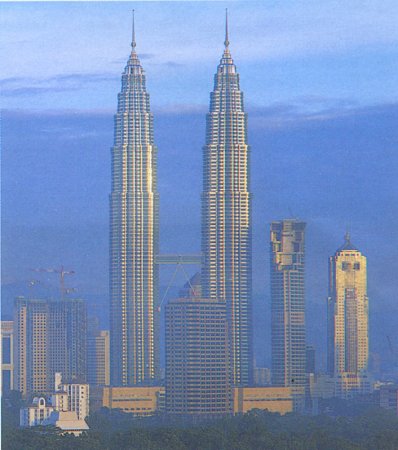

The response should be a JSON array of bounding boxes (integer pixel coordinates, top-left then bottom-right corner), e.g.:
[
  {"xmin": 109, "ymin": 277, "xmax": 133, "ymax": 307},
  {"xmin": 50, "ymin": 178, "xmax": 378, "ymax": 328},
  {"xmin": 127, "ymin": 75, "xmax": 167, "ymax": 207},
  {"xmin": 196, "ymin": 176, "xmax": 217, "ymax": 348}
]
[{"xmin": 2, "ymin": 1, "xmax": 398, "ymax": 369}]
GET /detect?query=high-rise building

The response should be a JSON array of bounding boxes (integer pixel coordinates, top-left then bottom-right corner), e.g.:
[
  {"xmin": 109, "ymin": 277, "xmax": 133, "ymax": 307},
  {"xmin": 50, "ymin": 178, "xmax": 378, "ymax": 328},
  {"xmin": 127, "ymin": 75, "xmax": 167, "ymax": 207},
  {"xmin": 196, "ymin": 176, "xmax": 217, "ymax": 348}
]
[
  {"xmin": 327, "ymin": 233, "xmax": 369, "ymax": 397},
  {"xmin": 87, "ymin": 329, "xmax": 110, "ymax": 386},
  {"xmin": 13, "ymin": 297, "xmax": 87, "ymax": 397},
  {"xmin": 110, "ymin": 13, "xmax": 159, "ymax": 386},
  {"xmin": 48, "ymin": 299, "xmax": 87, "ymax": 384},
  {"xmin": 270, "ymin": 220, "xmax": 306, "ymax": 390},
  {"xmin": 165, "ymin": 296, "xmax": 232, "ymax": 416},
  {"xmin": 201, "ymin": 12, "xmax": 252, "ymax": 386},
  {"xmin": 1, "ymin": 321, "xmax": 14, "ymax": 394}
]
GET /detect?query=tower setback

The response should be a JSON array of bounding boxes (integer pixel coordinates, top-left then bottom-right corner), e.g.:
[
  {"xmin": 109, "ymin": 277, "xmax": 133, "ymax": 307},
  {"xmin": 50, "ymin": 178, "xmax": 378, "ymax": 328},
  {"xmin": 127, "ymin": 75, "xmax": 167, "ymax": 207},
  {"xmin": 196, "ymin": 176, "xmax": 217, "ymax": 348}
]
[
  {"xmin": 110, "ymin": 14, "xmax": 159, "ymax": 386},
  {"xmin": 201, "ymin": 12, "xmax": 253, "ymax": 386}
]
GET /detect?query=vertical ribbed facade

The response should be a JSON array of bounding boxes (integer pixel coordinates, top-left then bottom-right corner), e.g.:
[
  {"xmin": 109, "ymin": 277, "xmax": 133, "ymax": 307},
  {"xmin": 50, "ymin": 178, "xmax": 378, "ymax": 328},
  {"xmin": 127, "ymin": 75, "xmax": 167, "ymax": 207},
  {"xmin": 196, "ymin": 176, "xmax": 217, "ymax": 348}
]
[
  {"xmin": 201, "ymin": 24, "xmax": 252, "ymax": 386},
  {"xmin": 110, "ymin": 30, "xmax": 159, "ymax": 386},
  {"xmin": 327, "ymin": 234, "xmax": 369, "ymax": 395},
  {"xmin": 270, "ymin": 220, "xmax": 306, "ymax": 389}
]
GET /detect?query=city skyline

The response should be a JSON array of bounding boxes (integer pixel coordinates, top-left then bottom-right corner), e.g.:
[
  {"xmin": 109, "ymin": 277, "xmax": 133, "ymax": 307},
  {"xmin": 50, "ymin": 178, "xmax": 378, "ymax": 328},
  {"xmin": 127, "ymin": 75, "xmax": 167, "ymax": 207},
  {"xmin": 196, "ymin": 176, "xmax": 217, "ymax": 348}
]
[{"xmin": 2, "ymin": 2, "xmax": 398, "ymax": 373}]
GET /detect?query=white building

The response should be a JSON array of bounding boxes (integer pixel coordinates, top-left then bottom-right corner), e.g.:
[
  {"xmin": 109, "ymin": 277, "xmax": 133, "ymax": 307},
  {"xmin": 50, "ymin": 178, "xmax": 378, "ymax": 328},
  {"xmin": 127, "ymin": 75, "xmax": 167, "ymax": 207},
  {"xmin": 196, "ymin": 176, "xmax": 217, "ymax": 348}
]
[
  {"xmin": 20, "ymin": 397, "xmax": 55, "ymax": 427},
  {"xmin": 60, "ymin": 382, "xmax": 89, "ymax": 420},
  {"xmin": 42, "ymin": 411, "xmax": 89, "ymax": 436}
]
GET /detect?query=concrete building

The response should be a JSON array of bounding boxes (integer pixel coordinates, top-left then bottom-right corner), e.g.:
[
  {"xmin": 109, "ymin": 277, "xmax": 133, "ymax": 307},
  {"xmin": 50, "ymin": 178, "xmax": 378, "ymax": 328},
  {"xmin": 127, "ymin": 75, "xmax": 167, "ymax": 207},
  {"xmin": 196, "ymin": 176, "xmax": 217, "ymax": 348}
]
[
  {"xmin": 1, "ymin": 321, "xmax": 14, "ymax": 394},
  {"xmin": 42, "ymin": 411, "xmax": 89, "ymax": 436},
  {"xmin": 233, "ymin": 387, "xmax": 296, "ymax": 415},
  {"xmin": 165, "ymin": 297, "xmax": 232, "ymax": 416},
  {"xmin": 60, "ymin": 381, "xmax": 89, "ymax": 420},
  {"xmin": 14, "ymin": 298, "xmax": 49, "ymax": 396},
  {"xmin": 327, "ymin": 233, "xmax": 369, "ymax": 397},
  {"xmin": 270, "ymin": 220, "xmax": 307, "ymax": 393},
  {"xmin": 92, "ymin": 386, "xmax": 164, "ymax": 416},
  {"xmin": 48, "ymin": 298, "xmax": 87, "ymax": 384},
  {"xmin": 13, "ymin": 297, "xmax": 87, "ymax": 397},
  {"xmin": 20, "ymin": 397, "xmax": 55, "ymax": 427},
  {"xmin": 109, "ymin": 13, "xmax": 159, "ymax": 387},
  {"xmin": 201, "ymin": 12, "xmax": 253, "ymax": 386},
  {"xmin": 88, "ymin": 330, "xmax": 110, "ymax": 386}
]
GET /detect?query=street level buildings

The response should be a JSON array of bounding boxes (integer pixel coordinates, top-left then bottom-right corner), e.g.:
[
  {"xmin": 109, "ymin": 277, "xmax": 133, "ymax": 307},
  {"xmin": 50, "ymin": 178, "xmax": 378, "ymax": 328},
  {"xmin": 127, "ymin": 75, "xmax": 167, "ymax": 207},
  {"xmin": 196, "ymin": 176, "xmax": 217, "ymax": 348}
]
[
  {"xmin": 327, "ymin": 233, "xmax": 370, "ymax": 397},
  {"xmin": 110, "ymin": 14, "xmax": 159, "ymax": 386},
  {"xmin": 201, "ymin": 13, "xmax": 252, "ymax": 386},
  {"xmin": 270, "ymin": 220, "xmax": 307, "ymax": 391}
]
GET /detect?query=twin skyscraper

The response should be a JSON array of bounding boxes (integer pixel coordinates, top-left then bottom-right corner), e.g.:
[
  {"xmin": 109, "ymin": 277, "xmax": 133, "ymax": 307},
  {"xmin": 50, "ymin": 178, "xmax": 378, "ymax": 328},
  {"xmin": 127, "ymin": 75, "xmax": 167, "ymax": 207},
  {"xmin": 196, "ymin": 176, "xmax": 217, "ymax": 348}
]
[{"xmin": 109, "ymin": 12, "xmax": 252, "ymax": 387}]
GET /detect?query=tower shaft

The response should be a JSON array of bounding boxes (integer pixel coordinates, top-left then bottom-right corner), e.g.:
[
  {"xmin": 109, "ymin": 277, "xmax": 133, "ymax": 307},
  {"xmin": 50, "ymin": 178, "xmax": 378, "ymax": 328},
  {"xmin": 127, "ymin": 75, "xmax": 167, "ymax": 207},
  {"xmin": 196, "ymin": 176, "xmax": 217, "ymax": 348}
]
[{"xmin": 110, "ymin": 32, "xmax": 159, "ymax": 386}]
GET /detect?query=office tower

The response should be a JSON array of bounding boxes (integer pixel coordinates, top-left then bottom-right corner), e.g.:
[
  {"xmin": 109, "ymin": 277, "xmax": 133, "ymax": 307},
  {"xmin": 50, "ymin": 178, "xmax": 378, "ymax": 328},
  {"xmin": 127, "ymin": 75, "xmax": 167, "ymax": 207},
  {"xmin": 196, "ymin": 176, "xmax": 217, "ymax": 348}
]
[
  {"xmin": 270, "ymin": 220, "xmax": 306, "ymax": 389},
  {"xmin": 165, "ymin": 297, "xmax": 232, "ymax": 416},
  {"xmin": 201, "ymin": 12, "xmax": 252, "ymax": 386},
  {"xmin": 88, "ymin": 330, "xmax": 110, "ymax": 386},
  {"xmin": 48, "ymin": 298, "xmax": 87, "ymax": 384},
  {"xmin": 1, "ymin": 321, "xmax": 14, "ymax": 394},
  {"xmin": 327, "ymin": 233, "xmax": 369, "ymax": 396},
  {"xmin": 110, "ymin": 13, "xmax": 159, "ymax": 386},
  {"xmin": 13, "ymin": 297, "xmax": 87, "ymax": 397}
]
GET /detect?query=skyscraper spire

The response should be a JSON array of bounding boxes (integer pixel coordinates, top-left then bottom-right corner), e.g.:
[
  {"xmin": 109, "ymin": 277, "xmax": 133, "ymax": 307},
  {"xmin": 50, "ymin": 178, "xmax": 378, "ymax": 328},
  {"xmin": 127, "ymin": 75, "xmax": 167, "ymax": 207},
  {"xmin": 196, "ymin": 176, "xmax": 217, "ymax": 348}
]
[
  {"xmin": 202, "ymin": 11, "xmax": 252, "ymax": 386},
  {"xmin": 224, "ymin": 8, "xmax": 229, "ymax": 48},
  {"xmin": 131, "ymin": 9, "xmax": 136, "ymax": 50},
  {"xmin": 110, "ymin": 17, "xmax": 159, "ymax": 386}
]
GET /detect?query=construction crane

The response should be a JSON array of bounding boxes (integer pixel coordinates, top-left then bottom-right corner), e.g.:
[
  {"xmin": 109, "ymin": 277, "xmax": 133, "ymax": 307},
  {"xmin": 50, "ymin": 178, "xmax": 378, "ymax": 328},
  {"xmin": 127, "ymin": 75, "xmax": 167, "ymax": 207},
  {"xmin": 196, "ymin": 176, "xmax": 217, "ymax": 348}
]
[{"xmin": 31, "ymin": 266, "xmax": 75, "ymax": 300}]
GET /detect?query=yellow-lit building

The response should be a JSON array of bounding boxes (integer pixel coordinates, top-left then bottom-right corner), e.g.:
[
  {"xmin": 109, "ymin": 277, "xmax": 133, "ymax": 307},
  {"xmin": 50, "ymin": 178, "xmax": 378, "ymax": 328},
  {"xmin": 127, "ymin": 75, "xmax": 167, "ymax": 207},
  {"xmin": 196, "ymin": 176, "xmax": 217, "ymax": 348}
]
[
  {"xmin": 327, "ymin": 233, "xmax": 369, "ymax": 397},
  {"xmin": 233, "ymin": 387, "xmax": 295, "ymax": 415},
  {"xmin": 93, "ymin": 386, "xmax": 164, "ymax": 416}
]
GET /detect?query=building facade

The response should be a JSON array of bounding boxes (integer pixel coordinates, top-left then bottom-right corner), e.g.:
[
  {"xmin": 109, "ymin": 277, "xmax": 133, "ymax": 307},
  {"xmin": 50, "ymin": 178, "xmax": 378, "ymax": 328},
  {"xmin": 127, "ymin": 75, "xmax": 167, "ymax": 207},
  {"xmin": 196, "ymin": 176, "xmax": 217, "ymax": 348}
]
[
  {"xmin": 88, "ymin": 330, "xmax": 110, "ymax": 386},
  {"xmin": 270, "ymin": 220, "xmax": 306, "ymax": 390},
  {"xmin": 48, "ymin": 298, "xmax": 87, "ymax": 384},
  {"xmin": 13, "ymin": 297, "xmax": 87, "ymax": 397},
  {"xmin": 327, "ymin": 233, "xmax": 369, "ymax": 396},
  {"xmin": 93, "ymin": 386, "xmax": 164, "ymax": 416},
  {"xmin": 1, "ymin": 321, "xmax": 14, "ymax": 394},
  {"xmin": 201, "ymin": 14, "xmax": 252, "ymax": 386},
  {"xmin": 165, "ymin": 297, "xmax": 232, "ymax": 416},
  {"xmin": 110, "ymin": 14, "xmax": 159, "ymax": 386},
  {"xmin": 233, "ymin": 387, "xmax": 295, "ymax": 415}
]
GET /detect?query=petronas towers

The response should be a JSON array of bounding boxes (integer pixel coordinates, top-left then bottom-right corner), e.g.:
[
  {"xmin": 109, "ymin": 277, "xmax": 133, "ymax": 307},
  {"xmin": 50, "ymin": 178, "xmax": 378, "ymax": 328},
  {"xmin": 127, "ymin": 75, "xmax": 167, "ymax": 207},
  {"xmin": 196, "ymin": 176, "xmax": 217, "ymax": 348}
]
[
  {"xmin": 110, "ymin": 13, "xmax": 252, "ymax": 387},
  {"xmin": 202, "ymin": 18, "xmax": 252, "ymax": 386},
  {"xmin": 110, "ymin": 17, "xmax": 159, "ymax": 385}
]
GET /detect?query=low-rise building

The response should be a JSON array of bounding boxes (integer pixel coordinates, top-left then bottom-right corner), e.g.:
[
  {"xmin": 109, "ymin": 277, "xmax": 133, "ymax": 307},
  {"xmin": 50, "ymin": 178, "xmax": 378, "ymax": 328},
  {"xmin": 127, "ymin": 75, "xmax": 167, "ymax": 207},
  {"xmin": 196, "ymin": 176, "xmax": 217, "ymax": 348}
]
[
  {"xmin": 42, "ymin": 411, "xmax": 89, "ymax": 436},
  {"xmin": 92, "ymin": 386, "xmax": 165, "ymax": 416},
  {"xmin": 20, "ymin": 397, "xmax": 55, "ymax": 427},
  {"xmin": 233, "ymin": 387, "xmax": 294, "ymax": 415}
]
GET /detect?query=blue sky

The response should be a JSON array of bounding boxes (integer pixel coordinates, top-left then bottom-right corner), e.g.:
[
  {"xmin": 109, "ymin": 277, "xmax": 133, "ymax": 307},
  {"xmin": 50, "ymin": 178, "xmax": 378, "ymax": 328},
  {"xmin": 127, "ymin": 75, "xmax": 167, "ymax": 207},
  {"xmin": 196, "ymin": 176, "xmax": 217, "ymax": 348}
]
[
  {"xmin": 1, "ymin": 1, "xmax": 398, "ymax": 111},
  {"xmin": 2, "ymin": 1, "xmax": 398, "ymax": 370}
]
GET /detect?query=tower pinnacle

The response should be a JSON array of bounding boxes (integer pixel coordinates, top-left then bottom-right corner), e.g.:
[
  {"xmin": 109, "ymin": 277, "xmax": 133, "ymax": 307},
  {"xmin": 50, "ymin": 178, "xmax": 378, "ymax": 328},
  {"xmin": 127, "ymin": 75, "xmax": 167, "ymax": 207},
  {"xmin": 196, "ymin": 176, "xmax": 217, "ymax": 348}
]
[
  {"xmin": 131, "ymin": 9, "xmax": 136, "ymax": 49},
  {"xmin": 224, "ymin": 8, "xmax": 229, "ymax": 48}
]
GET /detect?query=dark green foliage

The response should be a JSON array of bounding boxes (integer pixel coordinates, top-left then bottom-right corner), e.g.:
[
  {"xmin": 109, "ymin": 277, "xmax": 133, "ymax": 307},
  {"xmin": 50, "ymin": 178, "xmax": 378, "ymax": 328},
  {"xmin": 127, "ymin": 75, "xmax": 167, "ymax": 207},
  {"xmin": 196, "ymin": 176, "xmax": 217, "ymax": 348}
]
[{"xmin": 2, "ymin": 406, "xmax": 398, "ymax": 450}]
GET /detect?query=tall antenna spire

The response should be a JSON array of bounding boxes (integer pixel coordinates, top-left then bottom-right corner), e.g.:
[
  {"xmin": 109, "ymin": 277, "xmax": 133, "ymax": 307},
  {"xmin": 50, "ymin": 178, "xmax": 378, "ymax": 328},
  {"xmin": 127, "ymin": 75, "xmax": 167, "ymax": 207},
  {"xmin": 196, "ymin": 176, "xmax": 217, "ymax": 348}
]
[
  {"xmin": 131, "ymin": 9, "xmax": 136, "ymax": 49},
  {"xmin": 224, "ymin": 8, "xmax": 229, "ymax": 48}
]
